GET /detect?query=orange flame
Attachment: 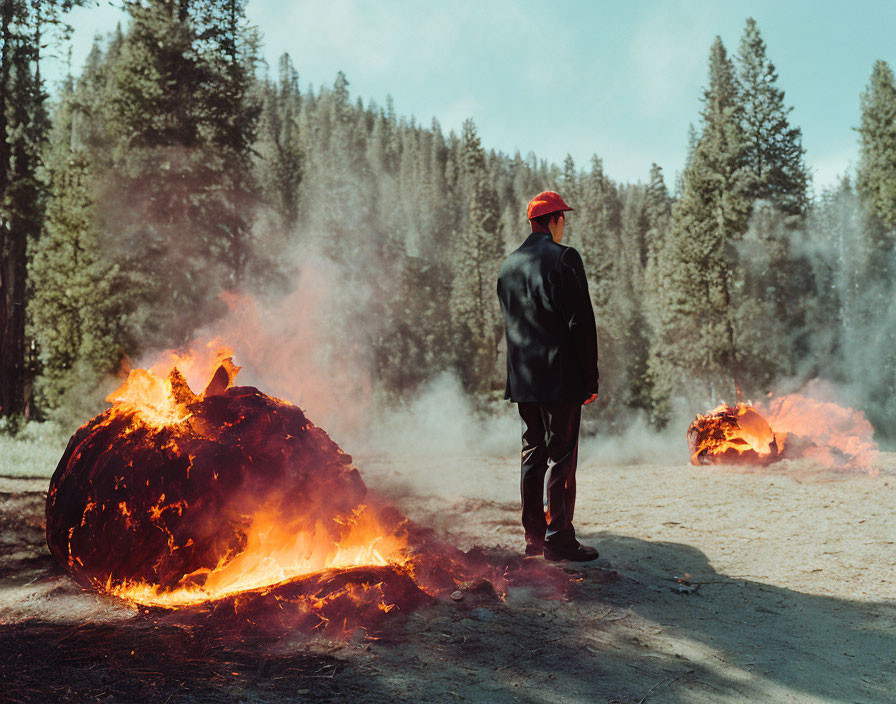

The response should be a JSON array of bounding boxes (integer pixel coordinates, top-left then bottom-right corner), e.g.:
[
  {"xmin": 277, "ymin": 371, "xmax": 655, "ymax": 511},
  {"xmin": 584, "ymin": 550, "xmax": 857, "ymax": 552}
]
[
  {"xmin": 108, "ymin": 505, "xmax": 411, "ymax": 608},
  {"xmin": 105, "ymin": 341, "xmax": 238, "ymax": 426}
]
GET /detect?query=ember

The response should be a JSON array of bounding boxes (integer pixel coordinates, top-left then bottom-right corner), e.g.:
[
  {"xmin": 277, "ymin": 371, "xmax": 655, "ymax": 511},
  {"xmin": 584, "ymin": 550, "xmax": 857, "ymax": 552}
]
[{"xmin": 687, "ymin": 389, "xmax": 878, "ymax": 470}]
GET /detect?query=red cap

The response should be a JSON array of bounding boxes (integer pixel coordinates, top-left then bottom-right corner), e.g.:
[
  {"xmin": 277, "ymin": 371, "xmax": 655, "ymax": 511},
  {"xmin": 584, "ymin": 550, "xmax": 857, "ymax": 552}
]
[{"xmin": 527, "ymin": 191, "xmax": 574, "ymax": 220}]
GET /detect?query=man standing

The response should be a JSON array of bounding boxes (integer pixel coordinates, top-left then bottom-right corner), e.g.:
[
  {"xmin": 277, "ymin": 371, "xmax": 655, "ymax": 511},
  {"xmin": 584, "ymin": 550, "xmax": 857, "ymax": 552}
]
[{"xmin": 496, "ymin": 191, "xmax": 599, "ymax": 562}]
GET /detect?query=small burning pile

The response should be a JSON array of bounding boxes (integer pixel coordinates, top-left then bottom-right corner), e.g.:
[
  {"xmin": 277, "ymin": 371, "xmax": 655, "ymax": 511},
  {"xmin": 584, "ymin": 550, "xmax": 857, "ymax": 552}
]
[
  {"xmin": 46, "ymin": 346, "xmax": 563, "ymax": 633},
  {"xmin": 687, "ymin": 402, "xmax": 782, "ymax": 465},
  {"xmin": 687, "ymin": 388, "xmax": 878, "ymax": 470}
]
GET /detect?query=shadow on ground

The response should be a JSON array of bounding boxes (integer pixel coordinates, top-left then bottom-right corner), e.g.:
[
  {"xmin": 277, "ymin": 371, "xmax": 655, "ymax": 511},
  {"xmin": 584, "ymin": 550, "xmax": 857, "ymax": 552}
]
[
  {"xmin": 586, "ymin": 531, "xmax": 895, "ymax": 700},
  {"xmin": 338, "ymin": 528, "xmax": 894, "ymax": 703}
]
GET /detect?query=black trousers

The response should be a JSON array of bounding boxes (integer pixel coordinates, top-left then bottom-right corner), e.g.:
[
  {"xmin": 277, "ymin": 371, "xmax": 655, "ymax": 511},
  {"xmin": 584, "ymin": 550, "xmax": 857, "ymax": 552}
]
[{"xmin": 517, "ymin": 402, "xmax": 581, "ymax": 547}]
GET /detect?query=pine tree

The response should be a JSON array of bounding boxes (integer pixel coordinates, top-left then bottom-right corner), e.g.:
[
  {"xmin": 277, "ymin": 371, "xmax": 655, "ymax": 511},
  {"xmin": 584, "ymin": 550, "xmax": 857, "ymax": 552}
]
[
  {"xmin": 856, "ymin": 60, "xmax": 896, "ymax": 235},
  {"xmin": 575, "ymin": 155, "xmax": 620, "ymax": 311},
  {"xmin": 736, "ymin": 17, "xmax": 809, "ymax": 217},
  {"xmin": 642, "ymin": 163, "xmax": 671, "ymax": 285},
  {"xmin": 801, "ymin": 178, "xmax": 866, "ymax": 368},
  {"xmin": 641, "ymin": 165, "xmax": 675, "ymax": 425},
  {"xmin": 559, "ymin": 153, "xmax": 579, "ymax": 245},
  {"xmin": 733, "ymin": 18, "xmax": 812, "ymax": 379},
  {"xmin": 852, "ymin": 61, "xmax": 896, "ymax": 436},
  {"xmin": 804, "ymin": 179, "xmax": 896, "ymax": 439},
  {"xmin": 418, "ymin": 117, "xmax": 452, "ymax": 258},
  {"xmin": 28, "ymin": 87, "xmax": 134, "ymax": 420},
  {"xmin": 613, "ymin": 185, "xmax": 652, "ymax": 414},
  {"xmin": 101, "ymin": 0, "xmax": 261, "ymax": 345},
  {"xmin": 561, "ymin": 154, "xmax": 578, "ymax": 198},
  {"xmin": 256, "ymin": 53, "xmax": 302, "ymax": 232},
  {"xmin": 194, "ymin": 0, "xmax": 262, "ymax": 279},
  {"xmin": 449, "ymin": 119, "xmax": 503, "ymax": 393},
  {"xmin": 645, "ymin": 164, "xmax": 670, "ymax": 233},
  {"xmin": 0, "ymin": 0, "xmax": 88, "ymax": 423}
]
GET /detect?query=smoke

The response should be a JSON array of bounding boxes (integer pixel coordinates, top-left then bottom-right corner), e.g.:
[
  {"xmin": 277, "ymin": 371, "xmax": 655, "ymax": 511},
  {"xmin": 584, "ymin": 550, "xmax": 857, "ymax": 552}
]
[
  {"xmin": 348, "ymin": 373, "xmax": 517, "ymax": 456},
  {"xmin": 116, "ymin": 236, "xmax": 696, "ymax": 512},
  {"xmin": 784, "ymin": 184, "xmax": 896, "ymax": 450},
  {"xmin": 192, "ymin": 250, "xmax": 374, "ymax": 438},
  {"xmin": 170, "ymin": 267, "xmax": 692, "ymax": 470},
  {"xmin": 121, "ymin": 241, "xmax": 518, "ymax": 462},
  {"xmin": 51, "ymin": 174, "xmax": 895, "ymax": 480},
  {"xmin": 117, "ymin": 228, "xmax": 760, "ymax": 484},
  {"xmin": 171, "ymin": 266, "xmax": 523, "ymax": 463},
  {"xmin": 581, "ymin": 411, "xmax": 690, "ymax": 466}
]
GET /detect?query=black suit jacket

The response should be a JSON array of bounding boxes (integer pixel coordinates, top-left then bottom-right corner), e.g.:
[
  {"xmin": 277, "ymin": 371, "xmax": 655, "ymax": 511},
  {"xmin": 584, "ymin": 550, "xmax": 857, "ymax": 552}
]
[{"xmin": 496, "ymin": 231, "xmax": 599, "ymax": 403}]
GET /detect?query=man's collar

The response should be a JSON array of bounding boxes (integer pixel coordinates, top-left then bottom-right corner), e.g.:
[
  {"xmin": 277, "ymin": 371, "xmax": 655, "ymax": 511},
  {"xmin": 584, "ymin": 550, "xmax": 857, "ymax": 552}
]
[{"xmin": 524, "ymin": 229, "xmax": 553, "ymax": 245}]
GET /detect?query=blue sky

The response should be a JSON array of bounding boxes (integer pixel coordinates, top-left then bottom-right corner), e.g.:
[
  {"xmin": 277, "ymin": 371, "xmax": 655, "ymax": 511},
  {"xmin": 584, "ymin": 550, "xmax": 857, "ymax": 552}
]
[{"xmin": 48, "ymin": 0, "xmax": 896, "ymax": 191}]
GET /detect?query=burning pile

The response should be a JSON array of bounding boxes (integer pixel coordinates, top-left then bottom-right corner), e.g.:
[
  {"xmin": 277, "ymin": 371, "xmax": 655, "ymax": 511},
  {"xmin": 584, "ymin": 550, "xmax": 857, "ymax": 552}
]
[
  {"xmin": 687, "ymin": 389, "xmax": 878, "ymax": 470},
  {"xmin": 45, "ymin": 348, "xmax": 454, "ymax": 631},
  {"xmin": 687, "ymin": 402, "xmax": 782, "ymax": 465},
  {"xmin": 46, "ymin": 349, "xmax": 404, "ymax": 605}
]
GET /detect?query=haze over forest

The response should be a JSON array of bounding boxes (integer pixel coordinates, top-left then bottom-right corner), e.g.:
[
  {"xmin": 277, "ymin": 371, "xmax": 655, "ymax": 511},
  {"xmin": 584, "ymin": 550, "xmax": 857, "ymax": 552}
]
[{"xmin": 2, "ymin": 1, "xmax": 896, "ymax": 445}]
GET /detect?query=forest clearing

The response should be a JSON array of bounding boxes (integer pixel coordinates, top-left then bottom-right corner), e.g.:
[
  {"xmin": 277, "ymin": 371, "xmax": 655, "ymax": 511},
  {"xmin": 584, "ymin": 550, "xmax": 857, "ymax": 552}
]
[{"xmin": 2, "ymin": 2, "xmax": 896, "ymax": 702}]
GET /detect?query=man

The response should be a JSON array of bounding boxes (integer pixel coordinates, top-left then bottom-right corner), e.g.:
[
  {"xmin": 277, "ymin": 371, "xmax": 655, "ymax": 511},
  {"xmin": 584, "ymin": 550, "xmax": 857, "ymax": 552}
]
[{"xmin": 496, "ymin": 191, "xmax": 599, "ymax": 562}]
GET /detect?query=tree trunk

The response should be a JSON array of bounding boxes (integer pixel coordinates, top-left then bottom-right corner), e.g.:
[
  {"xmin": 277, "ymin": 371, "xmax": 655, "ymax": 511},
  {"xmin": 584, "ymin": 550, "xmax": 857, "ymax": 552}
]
[{"xmin": 0, "ymin": 1, "xmax": 21, "ymax": 419}]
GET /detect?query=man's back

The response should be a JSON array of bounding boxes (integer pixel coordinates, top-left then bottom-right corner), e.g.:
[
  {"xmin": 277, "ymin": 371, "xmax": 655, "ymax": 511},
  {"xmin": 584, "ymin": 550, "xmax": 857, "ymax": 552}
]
[
  {"xmin": 497, "ymin": 230, "xmax": 598, "ymax": 404},
  {"xmin": 499, "ymin": 191, "xmax": 600, "ymax": 562}
]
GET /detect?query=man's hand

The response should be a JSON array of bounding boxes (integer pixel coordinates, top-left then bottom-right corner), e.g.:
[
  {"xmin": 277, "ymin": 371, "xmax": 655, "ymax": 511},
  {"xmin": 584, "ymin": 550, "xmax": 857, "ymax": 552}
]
[{"xmin": 583, "ymin": 393, "xmax": 598, "ymax": 406}]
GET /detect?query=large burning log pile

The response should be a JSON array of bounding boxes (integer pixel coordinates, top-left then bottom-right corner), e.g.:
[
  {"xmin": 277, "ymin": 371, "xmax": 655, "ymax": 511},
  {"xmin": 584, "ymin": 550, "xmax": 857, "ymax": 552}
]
[
  {"xmin": 46, "ymin": 354, "xmax": 412, "ymax": 609},
  {"xmin": 45, "ymin": 348, "xmax": 569, "ymax": 633}
]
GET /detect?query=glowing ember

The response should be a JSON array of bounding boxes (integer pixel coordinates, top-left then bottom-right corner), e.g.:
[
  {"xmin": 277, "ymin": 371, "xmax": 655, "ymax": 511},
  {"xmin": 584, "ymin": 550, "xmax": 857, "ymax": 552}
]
[
  {"xmin": 45, "ymin": 346, "xmax": 412, "ymax": 610},
  {"xmin": 688, "ymin": 390, "xmax": 878, "ymax": 470}
]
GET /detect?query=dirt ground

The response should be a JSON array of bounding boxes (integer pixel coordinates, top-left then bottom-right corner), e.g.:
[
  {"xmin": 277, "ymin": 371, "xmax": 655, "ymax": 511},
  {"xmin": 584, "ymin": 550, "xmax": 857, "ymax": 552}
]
[{"xmin": 1, "ymin": 448, "xmax": 894, "ymax": 704}]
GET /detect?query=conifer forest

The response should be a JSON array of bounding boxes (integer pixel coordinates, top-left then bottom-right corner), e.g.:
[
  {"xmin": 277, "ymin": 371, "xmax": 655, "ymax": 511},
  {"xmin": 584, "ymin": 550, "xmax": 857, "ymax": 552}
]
[{"xmin": 2, "ymin": 1, "xmax": 896, "ymax": 445}]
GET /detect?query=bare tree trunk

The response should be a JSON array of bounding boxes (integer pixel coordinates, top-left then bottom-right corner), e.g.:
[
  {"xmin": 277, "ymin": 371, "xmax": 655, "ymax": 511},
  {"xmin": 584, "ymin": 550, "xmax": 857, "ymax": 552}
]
[{"xmin": 0, "ymin": 0, "xmax": 21, "ymax": 419}]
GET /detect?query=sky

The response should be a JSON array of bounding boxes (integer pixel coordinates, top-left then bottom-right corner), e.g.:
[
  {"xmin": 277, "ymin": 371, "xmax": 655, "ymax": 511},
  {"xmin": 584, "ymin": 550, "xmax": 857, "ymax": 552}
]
[{"xmin": 47, "ymin": 0, "xmax": 896, "ymax": 191}]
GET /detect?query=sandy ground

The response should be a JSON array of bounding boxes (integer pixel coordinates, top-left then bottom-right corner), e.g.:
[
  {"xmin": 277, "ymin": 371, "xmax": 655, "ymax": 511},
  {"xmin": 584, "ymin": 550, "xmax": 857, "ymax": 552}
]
[{"xmin": 1, "ymin": 447, "xmax": 894, "ymax": 703}]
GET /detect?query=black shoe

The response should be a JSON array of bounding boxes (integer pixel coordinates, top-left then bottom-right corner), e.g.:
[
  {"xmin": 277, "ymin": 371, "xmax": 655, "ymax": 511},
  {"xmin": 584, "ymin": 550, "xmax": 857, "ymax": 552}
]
[{"xmin": 543, "ymin": 542, "xmax": 599, "ymax": 562}]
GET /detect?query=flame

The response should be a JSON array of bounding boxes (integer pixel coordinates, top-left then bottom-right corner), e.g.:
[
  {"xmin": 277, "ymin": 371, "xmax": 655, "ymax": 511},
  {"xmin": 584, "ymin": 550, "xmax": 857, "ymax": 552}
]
[
  {"xmin": 109, "ymin": 505, "xmax": 410, "ymax": 608},
  {"xmin": 688, "ymin": 402, "xmax": 780, "ymax": 465},
  {"xmin": 49, "ymin": 342, "xmax": 570, "ymax": 635},
  {"xmin": 145, "ymin": 339, "xmax": 238, "ymax": 398},
  {"xmin": 105, "ymin": 341, "xmax": 237, "ymax": 426}
]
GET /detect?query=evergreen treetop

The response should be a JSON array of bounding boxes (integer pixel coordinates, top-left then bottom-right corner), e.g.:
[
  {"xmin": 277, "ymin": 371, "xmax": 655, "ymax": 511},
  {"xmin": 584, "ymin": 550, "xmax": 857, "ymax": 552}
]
[
  {"xmin": 857, "ymin": 60, "xmax": 896, "ymax": 232},
  {"xmin": 736, "ymin": 17, "xmax": 809, "ymax": 217}
]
